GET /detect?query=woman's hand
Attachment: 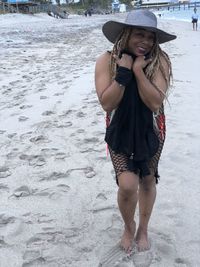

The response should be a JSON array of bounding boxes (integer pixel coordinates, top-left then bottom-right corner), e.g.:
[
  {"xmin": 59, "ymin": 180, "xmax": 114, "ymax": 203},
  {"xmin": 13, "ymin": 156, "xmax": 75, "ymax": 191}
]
[
  {"xmin": 113, "ymin": 53, "xmax": 133, "ymax": 70},
  {"xmin": 132, "ymin": 55, "xmax": 152, "ymax": 73},
  {"xmin": 132, "ymin": 55, "xmax": 169, "ymax": 112}
]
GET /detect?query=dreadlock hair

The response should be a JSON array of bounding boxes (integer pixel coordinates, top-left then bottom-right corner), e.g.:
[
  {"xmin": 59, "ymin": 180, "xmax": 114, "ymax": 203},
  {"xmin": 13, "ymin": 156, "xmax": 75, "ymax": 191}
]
[{"xmin": 110, "ymin": 27, "xmax": 173, "ymax": 99}]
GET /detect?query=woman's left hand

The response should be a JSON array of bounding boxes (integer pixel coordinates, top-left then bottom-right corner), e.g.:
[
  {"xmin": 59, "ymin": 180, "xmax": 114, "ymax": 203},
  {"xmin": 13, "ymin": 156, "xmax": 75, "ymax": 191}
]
[{"xmin": 132, "ymin": 56, "xmax": 152, "ymax": 73}]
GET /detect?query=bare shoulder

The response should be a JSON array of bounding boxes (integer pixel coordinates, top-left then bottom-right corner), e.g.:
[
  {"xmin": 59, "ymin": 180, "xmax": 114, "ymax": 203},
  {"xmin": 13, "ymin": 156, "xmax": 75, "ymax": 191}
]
[
  {"xmin": 96, "ymin": 51, "xmax": 111, "ymax": 69},
  {"xmin": 95, "ymin": 51, "xmax": 112, "ymax": 83},
  {"xmin": 160, "ymin": 52, "xmax": 171, "ymax": 70},
  {"xmin": 95, "ymin": 51, "xmax": 112, "ymax": 100},
  {"xmin": 158, "ymin": 52, "xmax": 171, "ymax": 82},
  {"xmin": 152, "ymin": 51, "xmax": 171, "ymax": 95}
]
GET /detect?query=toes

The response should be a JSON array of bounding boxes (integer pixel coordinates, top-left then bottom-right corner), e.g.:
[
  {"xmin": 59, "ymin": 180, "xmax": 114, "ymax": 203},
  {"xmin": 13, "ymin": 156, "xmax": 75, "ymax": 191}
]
[
  {"xmin": 137, "ymin": 244, "xmax": 150, "ymax": 252},
  {"xmin": 120, "ymin": 243, "xmax": 133, "ymax": 254}
]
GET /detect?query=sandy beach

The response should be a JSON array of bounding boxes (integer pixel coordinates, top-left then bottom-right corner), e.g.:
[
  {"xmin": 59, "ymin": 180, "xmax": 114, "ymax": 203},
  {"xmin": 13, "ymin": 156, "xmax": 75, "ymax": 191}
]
[{"xmin": 0, "ymin": 12, "xmax": 200, "ymax": 267}]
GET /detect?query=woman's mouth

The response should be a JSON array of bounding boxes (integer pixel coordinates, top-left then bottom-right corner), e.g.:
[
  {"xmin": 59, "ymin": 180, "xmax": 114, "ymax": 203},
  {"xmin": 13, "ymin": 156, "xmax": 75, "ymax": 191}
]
[{"xmin": 137, "ymin": 46, "xmax": 146, "ymax": 55}]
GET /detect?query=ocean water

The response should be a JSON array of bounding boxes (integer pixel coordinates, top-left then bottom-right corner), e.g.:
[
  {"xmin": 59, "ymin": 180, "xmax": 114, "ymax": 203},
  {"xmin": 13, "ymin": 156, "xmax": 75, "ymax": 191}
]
[{"xmin": 154, "ymin": 6, "xmax": 199, "ymax": 22}]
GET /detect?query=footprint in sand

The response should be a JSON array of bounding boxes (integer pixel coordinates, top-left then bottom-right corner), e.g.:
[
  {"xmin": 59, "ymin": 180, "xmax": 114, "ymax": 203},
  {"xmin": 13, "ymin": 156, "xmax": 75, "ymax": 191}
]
[
  {"xmin": 20, "ymin": 131, "xmax": 33, "ymax": 141},
  {"xmin": 148, "ymin": 231, "xmax": 177, "ymax": 265},
  {"xmin": 76, "ymin": 111, "xmax": 86, "ymax": 118},
  {"xmin": 96, "ymin": 193, "xmax": 107, "ymax": 201},
  {"xmin": 132, "ymin": 250, "xmax": 153, "ymax": 267},
  {"xmin": 0, "ymin": 214, "xmax": 24, "ymax": 242},
  {"xmin": 40, "ymin": 171, "xmax": 68, "ymax": 181},
  {"xmin": 37, "ymin": 87, "xmax": 46, "ymax": 93},
  {"xmin": 13, "ymin": 185, "xmax": 33, "ymax": 197},
  {"xmin": 0, "ymin": 214, "xmax": 15, "ymax": 225},
  {"xmin": 0, "ymin": 130, "xmax": 6, "ymax": 134},
  {"xmin": 22, "ymin": 256, "xmax": 46, "ymax": 267},
  {"xmin": 96, "ymin": 111, "xmax": 104, "ymax": 116},
  {"xmin": 0, "ymin": 167, "xmax": 12, "ymax": 178},
  {"xmin": 42, "ymin": 110, "xmax": 55, "ymax": 116},
  {"xmin": 54, "ymin": 152, "xmax": 68, "ymax": 160},
  {"xmin": 40, "ymin": 167, "xmax": 96, "ymax": 180},
  {"xmin": 28, "ymin": 156, "xmax": 46, "ymax": 167},
  {"xmin": 80, "ymin": 147, "xmax": 103, "ymax": 154},
  {"xmin": 98, "ymin": 243, "xmax": 135, "ymax": 267},
  {"xmin": 26, "ymin": 227, "xmax": 79, "ymax": 249},
  {"xmin": 56, "ymin": 121, "xmax": 72, "ymax": 128},
  {"xmin": 85, "ymin": 167, "xmax": 96, "ymax": 178},
  {"xmin": 54, "ymin": 92, "xmax": 65, "ymax": 96},
  {"xmin": 19, "ymin": 154, "xmax": 46, "ymax": 167},
  {"xmin": 84, "ymin": 137, "xmax": 99, "ymax": 144},
  {"xmin": 23, "ymin": 250, "xmax": 41, "ymax": 264},
  {"xmin": 58, "ymin": 109, "xmax": 73, "ymax": 118},
  {"xmin": 174, "ymin": 257, "xmax": 191, "ymax": 266},
  {"xmin": 0, "ymin": 183, "xmax": 9, "ymax": 192},
  {"xmin": 34, "ymin": 184, "xmax": 70, "ymax": 200},
  {"xmin": 40, "ymin": 147, "xmax": 59, "ymax": 158},
  {"xmin": 91, "ymin": 120, "xmax": 98, "ymax": 125},
  {"xmin": 29, "ymin": 135, "xmax": 49, "ymax": 144},
  {"xmin": 77, "ymin": 129, "xmax": 85, "ymax": 133},
  {"xmin": 19, "ymin": 104, "xmax": 33, "ymax": 110},
  {"xmin": 40, "ymin": 95, "xmax": 48, "ymax": 100},
  {"xmin": 7, "ymin": 133, "xmax": 17, "ymax": 139},
  {"xmin": 18, "ymin": 116, "xmax": 29, "ymax": 122},
  {"xmin": 22, "ymin": 213, "xmax": 54, "ymax": 225},
  {"xmin": 0, "ymin": 236, "xmax": 8, "ymax": 247}
]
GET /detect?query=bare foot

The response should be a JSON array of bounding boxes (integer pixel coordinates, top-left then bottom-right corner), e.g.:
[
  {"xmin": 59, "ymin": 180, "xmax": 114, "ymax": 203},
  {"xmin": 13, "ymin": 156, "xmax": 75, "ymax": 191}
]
[
  {"xmin": 135, "ymin": 227, "xmax": 150, "ymax": 252},
  {"xmin": 120, "ymin": 221, "xmax": 136, "ymax": 254}
]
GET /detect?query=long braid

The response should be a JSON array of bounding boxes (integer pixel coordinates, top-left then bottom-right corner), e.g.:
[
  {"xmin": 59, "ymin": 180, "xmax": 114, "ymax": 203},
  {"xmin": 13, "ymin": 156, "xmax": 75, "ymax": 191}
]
[
  {"xmin": 110, "ymin": 27, "xmax": 132, "ymax": 79},
  {"xmin": 145, "ymin": 43, "xmax": 172, "ymax": 86}
]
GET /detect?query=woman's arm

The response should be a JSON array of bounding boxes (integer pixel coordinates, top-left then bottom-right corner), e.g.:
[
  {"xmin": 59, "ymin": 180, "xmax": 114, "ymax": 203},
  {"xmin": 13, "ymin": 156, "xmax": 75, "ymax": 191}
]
[
  {"xmin": 95, "ymin": 52, "xmax": 133, "ymax": 113},
  {"xmin": 133, "ymin": 55, "xmax": 169, "ymax": 112}
]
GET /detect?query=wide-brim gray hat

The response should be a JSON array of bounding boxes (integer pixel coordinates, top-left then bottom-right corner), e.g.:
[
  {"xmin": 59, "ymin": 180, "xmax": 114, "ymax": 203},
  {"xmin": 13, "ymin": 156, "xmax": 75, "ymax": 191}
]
[{"xmin": 102, "ymin": 9, "xmax": 176, "ymax": 44}]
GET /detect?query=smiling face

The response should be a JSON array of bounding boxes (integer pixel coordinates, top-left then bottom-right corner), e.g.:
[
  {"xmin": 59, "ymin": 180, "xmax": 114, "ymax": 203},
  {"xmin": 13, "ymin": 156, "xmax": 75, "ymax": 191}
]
[{"xmin": 127, "ymin": 28, "xmax": 155, "ymax": 56}]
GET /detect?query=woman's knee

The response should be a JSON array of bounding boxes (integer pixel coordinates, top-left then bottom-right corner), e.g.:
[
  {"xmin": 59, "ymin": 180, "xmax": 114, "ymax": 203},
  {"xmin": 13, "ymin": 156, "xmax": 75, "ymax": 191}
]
[
  {"xmin": 140, "ymin": 175, "xmax": 156, "ymax": 191},
  {"xmin": 118, "ymin": 171, "xmax": 139, "ymax": 196}
]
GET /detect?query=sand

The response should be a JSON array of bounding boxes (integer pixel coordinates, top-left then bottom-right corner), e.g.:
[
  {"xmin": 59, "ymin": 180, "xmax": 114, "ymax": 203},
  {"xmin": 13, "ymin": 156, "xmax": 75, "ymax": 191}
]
[{"xmin": 0, "ymin": 12, "xmax": 200, "ymax": 267}]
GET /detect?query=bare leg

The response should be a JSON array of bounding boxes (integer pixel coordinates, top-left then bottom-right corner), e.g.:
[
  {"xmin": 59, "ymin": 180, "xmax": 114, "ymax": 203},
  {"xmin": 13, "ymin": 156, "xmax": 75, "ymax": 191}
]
[
  {"xmin": 135, "ymin": 174, "xmax": 156, "ymax": 251},
  {"xmin": 117, "ymin": 171, "xmax": 139, "ymax": 253}
]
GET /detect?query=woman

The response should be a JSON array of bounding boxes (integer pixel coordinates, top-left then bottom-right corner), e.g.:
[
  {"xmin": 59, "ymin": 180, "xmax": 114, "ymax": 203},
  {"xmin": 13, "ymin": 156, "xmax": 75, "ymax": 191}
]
[{"xmin": 95, "ymin": 10, "xmax": 176, "ymax": 253}]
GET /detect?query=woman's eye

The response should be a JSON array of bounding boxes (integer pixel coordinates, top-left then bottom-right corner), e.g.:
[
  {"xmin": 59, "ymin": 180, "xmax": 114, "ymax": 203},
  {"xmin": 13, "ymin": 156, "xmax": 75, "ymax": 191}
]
[{"xmin": 135, "ymin": 32, "xmax": 144, "ymax": 38}]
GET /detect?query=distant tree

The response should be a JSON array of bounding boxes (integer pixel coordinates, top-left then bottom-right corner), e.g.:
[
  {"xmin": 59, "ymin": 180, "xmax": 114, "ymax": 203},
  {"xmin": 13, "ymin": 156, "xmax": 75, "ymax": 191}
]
[
  {"xmin": 68, "ymin": 0, "xmax": 134, "ymax": 9},
  {"xmin": 81, "ymin": 0, "xmax": 112, "ymax": 8},
  {"xmin": 120, "ymin": 0, "xmax": 133, "ymax": 5}
]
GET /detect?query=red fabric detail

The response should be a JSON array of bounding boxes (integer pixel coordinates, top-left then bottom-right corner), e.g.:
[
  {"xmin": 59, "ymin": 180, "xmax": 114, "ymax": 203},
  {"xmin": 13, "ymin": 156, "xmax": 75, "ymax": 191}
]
[
  {"xmin": 105, "ymin": 113, "xmax": 110, "ymax": 157},
  {"xmin": 106, "ymin": 113, "xmax": 110, "ymax": 127},
  {"xmin": 156, "ymin": 114, "xmax": 166, "ymax": 141}
]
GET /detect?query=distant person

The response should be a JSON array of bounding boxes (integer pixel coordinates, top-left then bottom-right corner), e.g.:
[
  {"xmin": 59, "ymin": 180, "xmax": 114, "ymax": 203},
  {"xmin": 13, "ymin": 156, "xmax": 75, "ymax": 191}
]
[
  {"xmin": 47, "ymin": 11, "xmax": 53, "ymax": 17},
  {"xmin": 87, "ymin": 9, "xmax": 92, "ymax": 17},
  {"xmin": 192, "ymin": 8, "xmax": 198, "ymax": 31}
]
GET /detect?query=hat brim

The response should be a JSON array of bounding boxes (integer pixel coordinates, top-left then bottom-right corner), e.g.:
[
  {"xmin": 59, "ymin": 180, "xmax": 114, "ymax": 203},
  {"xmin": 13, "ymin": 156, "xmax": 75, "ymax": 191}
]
[{"xmin": 102, "ymin": 21, "xmax": 176, "ymax": 44}]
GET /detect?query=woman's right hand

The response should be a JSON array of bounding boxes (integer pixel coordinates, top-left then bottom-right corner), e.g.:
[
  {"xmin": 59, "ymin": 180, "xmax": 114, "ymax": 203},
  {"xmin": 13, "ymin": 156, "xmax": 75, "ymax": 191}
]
[
  {"xmin": 113, "ymin": 53, "xmax": 133, "ymax": 70},
  {"xmin": 95, "ymin": 52, "xmax": 128, "ymax": 112}
]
